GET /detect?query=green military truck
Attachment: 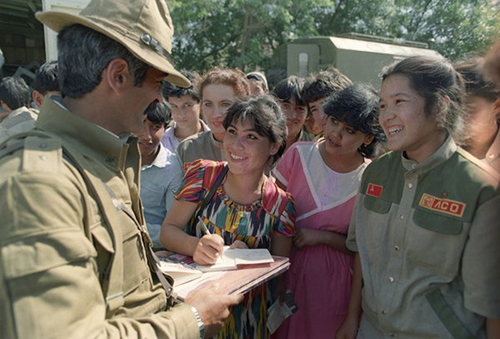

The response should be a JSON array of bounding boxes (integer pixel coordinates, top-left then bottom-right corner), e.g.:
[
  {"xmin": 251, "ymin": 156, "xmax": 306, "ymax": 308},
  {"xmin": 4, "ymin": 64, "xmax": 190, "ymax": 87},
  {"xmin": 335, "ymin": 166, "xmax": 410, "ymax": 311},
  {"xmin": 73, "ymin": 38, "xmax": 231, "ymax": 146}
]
[{"xmin": 268, "ymin": 33, "xmax": 441, "ymax": 88}]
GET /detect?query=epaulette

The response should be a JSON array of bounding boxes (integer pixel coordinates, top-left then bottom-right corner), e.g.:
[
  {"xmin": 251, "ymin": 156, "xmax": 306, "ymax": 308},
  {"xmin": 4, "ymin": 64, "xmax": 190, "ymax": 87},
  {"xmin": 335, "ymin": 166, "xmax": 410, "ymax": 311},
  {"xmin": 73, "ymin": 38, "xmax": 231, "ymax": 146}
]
[
  {"xmin": 22, "ymin": 135, "xmax": 63, "ymax": 172},
  {"xmin": 0, "ymin": 132, "xmax": 63, "ymax": 173}
]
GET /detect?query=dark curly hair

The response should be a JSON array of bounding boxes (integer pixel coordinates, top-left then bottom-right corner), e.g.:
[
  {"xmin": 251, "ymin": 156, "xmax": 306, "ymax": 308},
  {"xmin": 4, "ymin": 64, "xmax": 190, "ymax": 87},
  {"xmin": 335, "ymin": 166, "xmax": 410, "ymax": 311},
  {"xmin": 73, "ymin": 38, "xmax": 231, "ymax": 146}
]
[{"xmin": 323, "ymin": 83, "xmax": 386, "ymax": 158}]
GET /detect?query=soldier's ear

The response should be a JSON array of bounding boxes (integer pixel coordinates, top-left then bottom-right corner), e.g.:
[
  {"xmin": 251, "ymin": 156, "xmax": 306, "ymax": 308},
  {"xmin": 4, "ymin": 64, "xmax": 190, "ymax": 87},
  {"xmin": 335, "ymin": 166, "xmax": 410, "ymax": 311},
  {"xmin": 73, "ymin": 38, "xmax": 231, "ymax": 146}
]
[{"xmin": 106, "ymin": 59, "xmax": 131, "ymax": 95}]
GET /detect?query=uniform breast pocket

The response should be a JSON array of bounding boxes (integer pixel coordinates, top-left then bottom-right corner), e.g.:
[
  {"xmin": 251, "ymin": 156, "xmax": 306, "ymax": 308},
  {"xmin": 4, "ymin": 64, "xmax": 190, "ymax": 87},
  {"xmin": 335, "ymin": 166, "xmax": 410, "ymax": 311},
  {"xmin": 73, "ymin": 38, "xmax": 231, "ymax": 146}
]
[
  {"xmin": 407, "ymin": 209, "xmax": 466, "ymax": 277},
  {"xmin": 361, "ymin": 195, "xmax": 392, "ymax": 246},
  {"xmin": 91, "ymin": 222, "xmax": 115, "ymax": 255}
]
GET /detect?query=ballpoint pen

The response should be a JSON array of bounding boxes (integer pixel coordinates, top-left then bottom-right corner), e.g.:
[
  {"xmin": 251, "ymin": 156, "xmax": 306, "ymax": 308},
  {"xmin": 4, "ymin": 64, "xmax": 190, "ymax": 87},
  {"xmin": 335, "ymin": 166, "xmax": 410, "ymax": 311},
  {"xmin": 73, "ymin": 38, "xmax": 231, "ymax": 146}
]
[{"xmin": 198, "ymin": 215, "xmax": 211, "ymax": 236}]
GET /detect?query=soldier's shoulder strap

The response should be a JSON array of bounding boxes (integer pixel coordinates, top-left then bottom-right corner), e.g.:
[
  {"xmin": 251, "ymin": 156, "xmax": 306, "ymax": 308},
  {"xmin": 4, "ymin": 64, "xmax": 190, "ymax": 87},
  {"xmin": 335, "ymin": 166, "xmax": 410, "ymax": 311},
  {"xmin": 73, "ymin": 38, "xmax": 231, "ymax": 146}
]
[
  {"xmin": 0, "ymin": 131, "xmax": 64, "ymax": 172},
  {"xmin": 0, "ymin": 131, "xmax": 127, "ymax": 311}
]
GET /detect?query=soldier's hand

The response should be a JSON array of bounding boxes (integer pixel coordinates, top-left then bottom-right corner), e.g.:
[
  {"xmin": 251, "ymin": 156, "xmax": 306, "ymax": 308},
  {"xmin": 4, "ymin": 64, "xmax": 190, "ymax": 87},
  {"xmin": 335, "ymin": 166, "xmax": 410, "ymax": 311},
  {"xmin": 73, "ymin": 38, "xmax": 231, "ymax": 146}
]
[{"xmin": 185, "ymin": 283, "xmax": 243, "ymax": 338}]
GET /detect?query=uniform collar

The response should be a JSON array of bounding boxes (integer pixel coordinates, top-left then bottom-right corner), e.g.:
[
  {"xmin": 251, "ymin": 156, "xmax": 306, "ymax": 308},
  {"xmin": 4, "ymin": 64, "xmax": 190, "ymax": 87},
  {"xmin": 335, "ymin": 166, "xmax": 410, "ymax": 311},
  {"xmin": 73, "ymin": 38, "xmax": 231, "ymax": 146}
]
[
  {"xmin": 401, "ymin": 135, "xmax": 457, "ymax": 174},
  {"xmin": 35, "ymin": 96, "xmax": 138, "ymax": 171}
]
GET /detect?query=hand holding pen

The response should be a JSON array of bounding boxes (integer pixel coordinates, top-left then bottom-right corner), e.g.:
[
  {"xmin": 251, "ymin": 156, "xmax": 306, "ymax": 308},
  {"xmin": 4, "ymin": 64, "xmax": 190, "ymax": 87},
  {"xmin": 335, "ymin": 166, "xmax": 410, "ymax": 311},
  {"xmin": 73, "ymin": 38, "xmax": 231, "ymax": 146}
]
[{"xmin": 193, "ymin": 216, "xmax": 224, "ymax": 265}]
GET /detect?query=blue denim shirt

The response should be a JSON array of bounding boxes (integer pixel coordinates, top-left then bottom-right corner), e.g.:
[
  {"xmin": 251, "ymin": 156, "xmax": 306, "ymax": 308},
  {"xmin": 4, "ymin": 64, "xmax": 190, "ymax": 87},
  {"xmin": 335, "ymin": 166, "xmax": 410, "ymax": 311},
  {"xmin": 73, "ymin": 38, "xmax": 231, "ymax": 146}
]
[{"xmin": 140, "ymin": 145, "xmax": 183, "ymax": 248}]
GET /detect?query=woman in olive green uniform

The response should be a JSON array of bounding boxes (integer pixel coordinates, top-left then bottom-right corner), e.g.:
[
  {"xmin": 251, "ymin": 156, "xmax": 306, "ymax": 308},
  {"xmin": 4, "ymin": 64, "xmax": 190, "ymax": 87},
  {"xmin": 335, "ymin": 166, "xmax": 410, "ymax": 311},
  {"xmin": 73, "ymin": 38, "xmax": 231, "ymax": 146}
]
[{"xmin": 339, "ymin": 56, "xmax": 500, "ymax": 339}]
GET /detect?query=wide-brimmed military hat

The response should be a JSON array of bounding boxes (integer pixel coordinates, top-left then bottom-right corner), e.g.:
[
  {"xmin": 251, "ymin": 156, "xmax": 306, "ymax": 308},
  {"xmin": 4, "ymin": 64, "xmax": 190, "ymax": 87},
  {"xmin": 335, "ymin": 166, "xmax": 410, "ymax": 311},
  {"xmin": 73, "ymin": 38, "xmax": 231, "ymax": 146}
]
[{"xmin": 36, "ymin": 0, "xmax": 190, "ymax": 88}]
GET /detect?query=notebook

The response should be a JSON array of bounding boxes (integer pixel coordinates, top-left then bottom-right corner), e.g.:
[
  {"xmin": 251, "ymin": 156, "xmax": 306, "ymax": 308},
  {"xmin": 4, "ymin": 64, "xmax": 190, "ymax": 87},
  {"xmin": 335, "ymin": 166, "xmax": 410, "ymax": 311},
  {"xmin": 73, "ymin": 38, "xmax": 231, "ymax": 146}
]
[
  {"xmin": 195, "ymin": 246, "xmax": 274, "ymax": 272},
  {"xmin": 156, "ymin": 251, "xmax": 203, "ymax": 286}
]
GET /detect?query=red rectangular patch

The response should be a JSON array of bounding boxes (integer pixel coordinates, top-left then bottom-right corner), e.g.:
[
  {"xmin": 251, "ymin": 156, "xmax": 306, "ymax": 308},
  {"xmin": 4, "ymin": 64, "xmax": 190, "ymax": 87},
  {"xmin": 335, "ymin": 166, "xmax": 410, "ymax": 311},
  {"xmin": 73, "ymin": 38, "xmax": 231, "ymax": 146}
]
[
  {"xmin": 419, "ymin": 193, "xmax": 466, "ymax": 217},
  {"xmin": 366, "ymin": 183, "xmax": 383, "ymax": 198}
]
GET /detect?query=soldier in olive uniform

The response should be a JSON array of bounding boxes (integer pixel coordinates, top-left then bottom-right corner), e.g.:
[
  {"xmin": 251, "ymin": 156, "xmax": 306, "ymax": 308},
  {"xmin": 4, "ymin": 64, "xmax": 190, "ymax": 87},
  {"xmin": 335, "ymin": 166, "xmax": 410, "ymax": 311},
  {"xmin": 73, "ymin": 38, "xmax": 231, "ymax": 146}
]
[{"xmin": 0, "ymin": 0, "xmax": 242, "ymax": 338}]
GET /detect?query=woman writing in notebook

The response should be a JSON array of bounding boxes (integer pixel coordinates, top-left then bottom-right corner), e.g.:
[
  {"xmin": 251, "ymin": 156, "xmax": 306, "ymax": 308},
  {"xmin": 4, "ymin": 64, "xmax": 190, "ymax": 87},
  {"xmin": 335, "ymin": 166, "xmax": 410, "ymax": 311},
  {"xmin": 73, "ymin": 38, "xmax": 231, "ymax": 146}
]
[{"xmin": 161, "ymin": 95, "xmax": 296, "ymax": 339}]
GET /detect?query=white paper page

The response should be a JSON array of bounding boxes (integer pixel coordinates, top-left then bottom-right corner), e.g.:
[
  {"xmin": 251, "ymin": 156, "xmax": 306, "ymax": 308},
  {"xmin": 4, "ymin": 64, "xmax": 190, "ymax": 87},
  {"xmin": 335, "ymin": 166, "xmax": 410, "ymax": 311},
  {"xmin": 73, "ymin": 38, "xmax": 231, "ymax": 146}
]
[{"xmin": 196, "ymin": 246, "xmax": 274, "ymax": 271}]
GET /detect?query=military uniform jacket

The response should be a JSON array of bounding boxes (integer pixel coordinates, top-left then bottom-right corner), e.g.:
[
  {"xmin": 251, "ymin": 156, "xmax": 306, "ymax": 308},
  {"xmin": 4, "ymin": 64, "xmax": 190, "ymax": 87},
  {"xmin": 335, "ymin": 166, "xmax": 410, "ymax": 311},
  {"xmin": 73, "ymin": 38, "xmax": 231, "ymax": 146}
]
[
  {"xmin": 0, "ymin": 97, "xmax": 200, "ymax": 339},
  {"xmin": 346, "ymin": 136, "xmax": 500, "ymax": 338}
]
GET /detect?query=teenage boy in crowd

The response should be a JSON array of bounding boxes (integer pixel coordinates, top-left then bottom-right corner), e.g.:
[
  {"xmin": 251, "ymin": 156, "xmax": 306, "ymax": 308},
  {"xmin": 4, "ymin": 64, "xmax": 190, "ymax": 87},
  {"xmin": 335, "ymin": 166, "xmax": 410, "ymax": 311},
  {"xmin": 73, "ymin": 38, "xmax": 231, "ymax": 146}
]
[
  {"xmin": 138, "ymin": 100, "xmax": 183, "ymax": 249},
  {"xmin": 272, "ymin": 75, "xmax": 314, "ymax": 152},
  {"xmin": 301, "ymin": 67, "xmax": 352, "ymax": 138},
  {"xmin": 161, "ymin": 69, "xmax": 209, "ymax": 153}
]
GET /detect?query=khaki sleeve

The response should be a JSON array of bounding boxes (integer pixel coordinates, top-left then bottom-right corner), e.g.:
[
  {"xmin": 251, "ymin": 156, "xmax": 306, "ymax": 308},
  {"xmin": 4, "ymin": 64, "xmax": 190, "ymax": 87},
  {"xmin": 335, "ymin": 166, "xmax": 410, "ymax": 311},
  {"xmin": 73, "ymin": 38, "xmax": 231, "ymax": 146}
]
[
  {"xmin": 0, "ymin": 170, "xmax": 199, "ymax": 339},
  {"xmin": 462, "ymin": 194, "xmax": 500, "ymax": 319}
]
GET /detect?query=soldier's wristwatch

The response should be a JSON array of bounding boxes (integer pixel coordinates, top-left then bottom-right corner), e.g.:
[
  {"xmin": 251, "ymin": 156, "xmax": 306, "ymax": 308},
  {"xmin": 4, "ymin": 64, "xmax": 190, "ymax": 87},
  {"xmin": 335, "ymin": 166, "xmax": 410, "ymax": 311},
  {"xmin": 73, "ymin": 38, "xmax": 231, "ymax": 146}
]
[{"xmin": 188, "ymin": 304, "xmax": 205, "ymax": 339}]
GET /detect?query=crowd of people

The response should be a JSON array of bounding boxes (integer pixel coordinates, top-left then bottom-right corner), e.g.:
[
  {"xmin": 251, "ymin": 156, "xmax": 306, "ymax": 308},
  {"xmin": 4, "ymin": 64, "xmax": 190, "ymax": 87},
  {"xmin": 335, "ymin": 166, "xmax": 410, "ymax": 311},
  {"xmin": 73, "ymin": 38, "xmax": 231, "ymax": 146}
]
[{"xmin": 0, "ymin": 0, "xmax": 499, "ymax": 338}]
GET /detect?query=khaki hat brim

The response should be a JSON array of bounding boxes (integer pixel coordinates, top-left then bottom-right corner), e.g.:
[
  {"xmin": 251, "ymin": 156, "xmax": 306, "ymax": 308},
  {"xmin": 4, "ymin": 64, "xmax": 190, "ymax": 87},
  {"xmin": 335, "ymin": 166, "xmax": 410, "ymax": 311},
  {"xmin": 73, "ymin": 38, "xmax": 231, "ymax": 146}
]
[{"xmin": 36, "ymin": 11, "xmax": 190, "ymax": 88}]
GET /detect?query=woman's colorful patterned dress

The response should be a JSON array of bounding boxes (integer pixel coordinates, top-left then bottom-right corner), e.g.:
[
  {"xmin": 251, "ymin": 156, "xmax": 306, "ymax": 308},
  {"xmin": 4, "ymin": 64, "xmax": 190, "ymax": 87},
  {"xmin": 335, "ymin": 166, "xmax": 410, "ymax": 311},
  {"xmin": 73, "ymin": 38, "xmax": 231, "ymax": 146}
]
[{"xmin": 175, "ymin": 159, "xmax": 296, "ymax": 338}]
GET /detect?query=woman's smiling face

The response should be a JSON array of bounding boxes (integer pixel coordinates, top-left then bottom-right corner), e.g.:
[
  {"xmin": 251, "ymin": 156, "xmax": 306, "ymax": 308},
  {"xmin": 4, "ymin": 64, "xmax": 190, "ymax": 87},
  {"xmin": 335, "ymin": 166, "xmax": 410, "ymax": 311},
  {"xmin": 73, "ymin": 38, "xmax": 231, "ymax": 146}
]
[
  {"xmin": 224, "ymin": 118, "xmax": 279, "ymax": 176},
  {"xmin": 379, "ymin": 74, "xmax": 445, "ymax": 163}
]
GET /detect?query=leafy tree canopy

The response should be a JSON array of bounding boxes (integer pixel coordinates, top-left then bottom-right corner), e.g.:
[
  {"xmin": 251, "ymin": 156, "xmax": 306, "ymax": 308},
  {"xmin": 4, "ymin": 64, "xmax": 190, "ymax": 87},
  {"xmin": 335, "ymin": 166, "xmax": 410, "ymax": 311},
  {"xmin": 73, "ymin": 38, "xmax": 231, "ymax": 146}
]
[{"xmin": 167, "ymin": 0, "xmax": 499, "ymax": 74}]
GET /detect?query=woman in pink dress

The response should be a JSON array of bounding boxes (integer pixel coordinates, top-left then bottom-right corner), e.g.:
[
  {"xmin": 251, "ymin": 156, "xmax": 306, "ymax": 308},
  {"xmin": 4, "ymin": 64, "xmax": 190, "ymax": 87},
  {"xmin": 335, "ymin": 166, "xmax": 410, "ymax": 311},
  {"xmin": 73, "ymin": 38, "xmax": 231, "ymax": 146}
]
[{"xmin": 273, "ymin": 83, "xmax": 386, "ymax": 338}]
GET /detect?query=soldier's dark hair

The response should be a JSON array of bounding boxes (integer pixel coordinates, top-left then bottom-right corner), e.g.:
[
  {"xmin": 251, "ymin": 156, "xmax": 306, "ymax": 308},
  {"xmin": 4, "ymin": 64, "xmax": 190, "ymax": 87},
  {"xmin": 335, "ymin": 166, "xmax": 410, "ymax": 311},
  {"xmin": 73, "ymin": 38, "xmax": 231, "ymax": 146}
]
[{"xmin": 57, "ymin": 24, "xmax": 150, "ymax": 98}]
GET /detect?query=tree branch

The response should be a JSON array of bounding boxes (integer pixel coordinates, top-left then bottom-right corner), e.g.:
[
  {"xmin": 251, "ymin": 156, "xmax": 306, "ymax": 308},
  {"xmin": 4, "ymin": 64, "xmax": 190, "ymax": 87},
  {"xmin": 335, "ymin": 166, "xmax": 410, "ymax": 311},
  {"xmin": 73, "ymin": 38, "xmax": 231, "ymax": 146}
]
[{"xmin": 408, "ymin": 0, "xmax": 433, "ymax": 39}]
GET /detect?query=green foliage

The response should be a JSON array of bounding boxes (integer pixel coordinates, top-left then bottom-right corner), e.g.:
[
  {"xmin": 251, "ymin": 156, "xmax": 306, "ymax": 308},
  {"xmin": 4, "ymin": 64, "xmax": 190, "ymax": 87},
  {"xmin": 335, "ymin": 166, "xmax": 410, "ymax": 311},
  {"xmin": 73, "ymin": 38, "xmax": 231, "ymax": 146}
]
[{"xmin": 167, "ymin": 0, "xmax": 499, "ymax": 74}]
